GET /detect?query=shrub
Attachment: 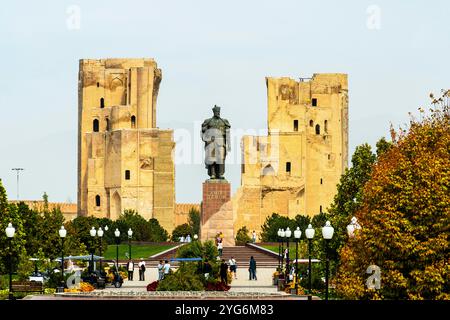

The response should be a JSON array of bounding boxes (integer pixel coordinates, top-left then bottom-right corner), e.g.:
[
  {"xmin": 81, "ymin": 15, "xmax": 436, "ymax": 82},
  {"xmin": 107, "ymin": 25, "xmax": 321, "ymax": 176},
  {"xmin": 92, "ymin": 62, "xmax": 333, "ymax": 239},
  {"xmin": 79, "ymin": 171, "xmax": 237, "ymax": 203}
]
[
  {"xmin": 156, "ymin": 263, "xmax": 204, "ymax": 291},
  {"xmin": 171, "ymin": 223, "xmax": 192, "ymax": 242},
  {"xmin": 176, "ymin": 240, "xmax": 218, "ymax": 262},
  {"xmin": 146, "ymin": 281, "xmax": 159, "ymax": 291},
  {"xmin": 260, "ymin": 213, "xmax": 297, "ymax": 242},
  {"xmin": 205, "ymin": 281, "xmax": 230, "ymax": 291},
  {"xmin": 235, "ymin": 227, "xmax": 251, "ymax": 245}
]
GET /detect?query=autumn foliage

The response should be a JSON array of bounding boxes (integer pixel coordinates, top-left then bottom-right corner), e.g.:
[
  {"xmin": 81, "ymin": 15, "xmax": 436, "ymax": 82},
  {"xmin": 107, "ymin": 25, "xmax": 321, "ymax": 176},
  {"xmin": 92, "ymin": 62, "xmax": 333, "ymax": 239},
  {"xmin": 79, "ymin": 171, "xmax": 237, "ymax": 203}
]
[{"xmin": 335, "ymin": 93, "xmax": 450, "ymax": 300}]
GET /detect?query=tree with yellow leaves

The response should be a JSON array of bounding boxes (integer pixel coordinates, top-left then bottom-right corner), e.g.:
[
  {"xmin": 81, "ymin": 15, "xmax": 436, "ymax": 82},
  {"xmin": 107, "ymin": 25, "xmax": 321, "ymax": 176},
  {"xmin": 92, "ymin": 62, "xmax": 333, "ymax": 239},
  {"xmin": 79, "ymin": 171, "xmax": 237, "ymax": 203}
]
[{"xmin": 335, "ymin": 90, "xmax": 450, "ymax": 300}]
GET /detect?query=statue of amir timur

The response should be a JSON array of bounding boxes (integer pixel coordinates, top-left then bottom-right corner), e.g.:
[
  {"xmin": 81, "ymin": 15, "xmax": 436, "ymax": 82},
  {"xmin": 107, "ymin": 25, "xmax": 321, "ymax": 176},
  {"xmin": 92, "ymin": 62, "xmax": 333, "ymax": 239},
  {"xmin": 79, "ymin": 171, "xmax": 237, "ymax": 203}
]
[{"xmin": 201, "ymin": 105, "xmax": 231, "ymax": 180}]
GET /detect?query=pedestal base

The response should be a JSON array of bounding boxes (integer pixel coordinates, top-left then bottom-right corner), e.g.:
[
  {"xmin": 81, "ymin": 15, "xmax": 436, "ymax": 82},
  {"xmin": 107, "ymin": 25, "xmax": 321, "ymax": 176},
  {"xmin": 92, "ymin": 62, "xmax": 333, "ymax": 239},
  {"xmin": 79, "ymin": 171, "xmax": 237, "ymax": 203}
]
[{"xmin": 200, "ymin": 179, "xmax": 234, "ymax": 246}]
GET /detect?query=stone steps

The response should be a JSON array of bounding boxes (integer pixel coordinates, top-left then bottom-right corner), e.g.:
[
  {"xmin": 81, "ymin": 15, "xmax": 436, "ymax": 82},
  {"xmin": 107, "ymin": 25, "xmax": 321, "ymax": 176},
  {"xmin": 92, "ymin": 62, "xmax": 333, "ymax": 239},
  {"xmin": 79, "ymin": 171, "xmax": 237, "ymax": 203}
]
[{"xmin": 119, "ymin": 244, "xmax": 279, "ymax": 268}]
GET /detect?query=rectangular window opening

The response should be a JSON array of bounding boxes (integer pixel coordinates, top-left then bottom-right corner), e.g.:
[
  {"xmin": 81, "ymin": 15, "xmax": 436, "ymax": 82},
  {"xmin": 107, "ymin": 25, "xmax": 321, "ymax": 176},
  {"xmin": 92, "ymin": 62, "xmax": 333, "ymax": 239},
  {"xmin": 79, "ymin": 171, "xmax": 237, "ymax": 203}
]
[{"xmin": 286, "ymin": 162, "xmax": 291, "ymax": 173}]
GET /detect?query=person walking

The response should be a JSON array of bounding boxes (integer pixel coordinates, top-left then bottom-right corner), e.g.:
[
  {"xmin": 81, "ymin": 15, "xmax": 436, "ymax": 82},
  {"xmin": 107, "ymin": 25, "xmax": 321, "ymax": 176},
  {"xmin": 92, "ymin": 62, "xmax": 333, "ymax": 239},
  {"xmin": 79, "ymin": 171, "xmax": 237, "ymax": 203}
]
[
  {"xmin": 138, "ymin": 258, "xmax": 146, "ymax": 281},
  {"xmin": 217, "ymin": 240, "xmax": 223, "ymax": 256},
  {"xmin": 127, "ymin": 259, "xmax": 134, "ymax": 281},
  {"xmin": 252, "ymin": 230, "xmax": 257, "ymax": 243},
  {"xmin": 228, "ymin": 256, "xmax": 237, "ymax": 279},
  {"xmin": 220, "ymin": 259, "xmax": 228, "ymax": 284},
  {"xmin": 163, "ymin": 260, "xmax": 171, "ymax": 278},
  {"xmin": 157, "ymin": 260, "xmax": 164, "ymax": 281},
  {"xmin": 249, "ymin": 256, "xmax": 257, "ymax": 280}
]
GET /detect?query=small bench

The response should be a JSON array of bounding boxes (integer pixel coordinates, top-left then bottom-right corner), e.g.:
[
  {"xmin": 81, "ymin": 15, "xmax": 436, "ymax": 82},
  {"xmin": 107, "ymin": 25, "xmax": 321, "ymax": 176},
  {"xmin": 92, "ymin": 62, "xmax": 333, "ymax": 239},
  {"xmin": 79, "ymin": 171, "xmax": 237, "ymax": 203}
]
[{"xmin": 11, "ymin": 281, "xmax": 44, "ymax": 295}]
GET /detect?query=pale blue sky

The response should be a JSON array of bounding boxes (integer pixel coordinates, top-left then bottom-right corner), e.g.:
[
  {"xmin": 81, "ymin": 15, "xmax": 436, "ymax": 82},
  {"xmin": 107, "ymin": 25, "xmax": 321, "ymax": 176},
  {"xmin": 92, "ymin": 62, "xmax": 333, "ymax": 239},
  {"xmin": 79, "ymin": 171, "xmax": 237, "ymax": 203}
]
[{"xmin": 0, "ymin": 0, "xmax": 448, "ymax": 204}]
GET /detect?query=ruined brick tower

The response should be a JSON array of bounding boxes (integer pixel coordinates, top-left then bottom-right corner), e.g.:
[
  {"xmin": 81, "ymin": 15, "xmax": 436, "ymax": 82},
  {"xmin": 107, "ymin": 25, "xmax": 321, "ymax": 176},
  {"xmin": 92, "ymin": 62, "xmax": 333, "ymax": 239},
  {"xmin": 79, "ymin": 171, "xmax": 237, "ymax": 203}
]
[
  {"xmin": 233, "ymin": 74, "xmax": 349, "ymax": 234},
  {"xmin": 77, "ymin": 58, "xmax": 175, "ymax": 232}
]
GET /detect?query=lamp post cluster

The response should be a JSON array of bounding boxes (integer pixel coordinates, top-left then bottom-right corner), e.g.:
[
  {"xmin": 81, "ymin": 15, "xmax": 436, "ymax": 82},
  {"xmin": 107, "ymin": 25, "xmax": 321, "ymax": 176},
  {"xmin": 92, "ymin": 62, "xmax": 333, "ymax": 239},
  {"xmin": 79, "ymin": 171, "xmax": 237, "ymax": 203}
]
[
  {"xmin": 276, "ymin": 220, "xmax": 335, "ymax": 300},
  {"xmin": 4, "ymin": 215, "xmax": 358, "ymax": 300},
  {"xmin": 89, "ymin": 227, "xmax": 105, "ymax": 273},
  {"xmin": 3, "ymin": 221, "xmax": 137, "ymax": 299}
]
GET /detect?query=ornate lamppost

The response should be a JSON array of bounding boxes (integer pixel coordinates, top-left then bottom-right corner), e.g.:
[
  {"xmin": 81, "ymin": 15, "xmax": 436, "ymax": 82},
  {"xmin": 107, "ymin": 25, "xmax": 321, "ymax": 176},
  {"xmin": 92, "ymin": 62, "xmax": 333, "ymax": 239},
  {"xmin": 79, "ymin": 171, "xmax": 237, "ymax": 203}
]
[
  {"xmin": 127, "ymin": 228, "xmax": 133, "ymax": 260},
  {"xmin": 293, "ymin": 227, "xmax": 301, "ymax": 294},
  {"xmin": 97, "ymin": 227, "xmax": 104, "ymax": 271},
  {"xmin": 285, "ymin": 227, "xmax": 292, "ymax": 278},
  {"xmin": 277, "ymin": 229, "xmax": 282, "ymax": 269},
  {"xmin": 322, "ymin": 221, "xmax": 334, "ymax": 301},
  {"xmin": 5, "ymin": 223, "xmax": 15, "ymax": 300},
  {"xmin": 346, "ymin": 216, "xmax": 361, "ymax": 238},
  {"xmin": 89, "ymin": 227, "xmax": 97, "ymax": 273},
  {"xmin": 280, "ymin": 228, "xmax": 285, "ymax": 270},
  {"xmin": 305, "ymin": 224, "xmax": 315, "ymax": 301},
  {"xmin": 114, "ymin": 228, "xmax": 121, "ymax": 270},
  {"xmin": 58, "ymin": 225, "xmax": 67, "ymax": 288}
]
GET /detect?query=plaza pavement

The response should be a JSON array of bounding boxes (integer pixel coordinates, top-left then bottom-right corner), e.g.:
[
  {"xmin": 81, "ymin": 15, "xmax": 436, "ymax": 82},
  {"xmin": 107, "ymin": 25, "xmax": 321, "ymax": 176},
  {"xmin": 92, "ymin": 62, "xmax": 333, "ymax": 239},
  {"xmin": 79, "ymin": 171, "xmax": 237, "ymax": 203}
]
[{"xmin": 98, "ymin": 267, "xmax": 279, "ymax": 294}]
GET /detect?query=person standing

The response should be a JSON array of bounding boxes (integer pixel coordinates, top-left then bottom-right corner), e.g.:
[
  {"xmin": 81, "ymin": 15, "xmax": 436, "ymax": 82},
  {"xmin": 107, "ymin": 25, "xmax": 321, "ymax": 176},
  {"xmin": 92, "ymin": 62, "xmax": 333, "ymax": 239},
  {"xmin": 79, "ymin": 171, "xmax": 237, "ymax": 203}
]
[
  {"xmin": 252, "ymin": 230, "xmax": 257, "ymax": 243},
  {"xmin": 220, "ymin": 259, "xmax": 228, "ymax": 284},
  {"xmin": 228, "ymin": 256, "xmax": 237, "ymax": 279},
  {"xmin": 157, "ymin": 260, "xmax": 164, "ymax": 281},
  {"xmin": 249, "ymin": 256, "xmax": 257, "ymax": 280},
  {"xmin": 163, "ymin": 260, "xmax": 171, "ymax": 278},
  {"xmin": 217, "ymin": 240, "xmax": 223, "ymax": 256},
  {"xmin": 138, "ymin": 258, "xmax": 146, "ymax": 281},
  {"xmin": 127, "ymin": 259, "xmax": 134, "ymax": 281}
]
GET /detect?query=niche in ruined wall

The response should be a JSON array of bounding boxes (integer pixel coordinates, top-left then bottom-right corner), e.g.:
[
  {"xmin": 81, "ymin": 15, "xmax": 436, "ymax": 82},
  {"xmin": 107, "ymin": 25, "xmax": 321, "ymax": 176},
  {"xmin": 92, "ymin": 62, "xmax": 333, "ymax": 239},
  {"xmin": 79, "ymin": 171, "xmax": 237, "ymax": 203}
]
[
  {"xmin": 261, "ymin": 164, "xmax": 276, "ymax": 176},
  {"xmin": 108, "ymin": 75, "xmax": 126, "ymax": 106},
  {"xmin": 278, "ymin": 84, "xmax": 298, "ymax": 104}
]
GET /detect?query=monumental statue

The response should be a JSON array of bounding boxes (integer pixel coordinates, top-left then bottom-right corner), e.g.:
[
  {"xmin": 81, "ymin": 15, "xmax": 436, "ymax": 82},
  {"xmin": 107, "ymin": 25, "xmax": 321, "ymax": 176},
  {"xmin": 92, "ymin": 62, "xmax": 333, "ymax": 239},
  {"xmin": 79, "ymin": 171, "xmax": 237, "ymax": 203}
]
[{"xmin": 201, "ymin": 105, "xmax": 231, "ymax": 179}]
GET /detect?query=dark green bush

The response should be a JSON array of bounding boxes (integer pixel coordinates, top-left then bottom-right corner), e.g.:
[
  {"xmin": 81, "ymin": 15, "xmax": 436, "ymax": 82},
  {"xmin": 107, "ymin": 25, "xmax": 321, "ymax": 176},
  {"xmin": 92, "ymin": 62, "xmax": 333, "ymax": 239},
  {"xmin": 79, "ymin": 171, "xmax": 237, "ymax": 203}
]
[
  {"xmin": 235, "ymin": 226, "xmax": 251, "ymax": 245},
  {"xmin": 156, "ymin": 263, "xmax": 204, "ymax": 291}
]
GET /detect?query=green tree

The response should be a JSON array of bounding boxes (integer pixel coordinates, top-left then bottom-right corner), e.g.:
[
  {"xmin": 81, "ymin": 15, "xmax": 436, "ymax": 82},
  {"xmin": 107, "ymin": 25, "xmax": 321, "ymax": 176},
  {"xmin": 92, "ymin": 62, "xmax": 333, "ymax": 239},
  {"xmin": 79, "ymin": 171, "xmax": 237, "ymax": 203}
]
[
  {"xmin": 17, "ymin": 201, "xmax": 41, "ymax": 256},
  {"xmin": 235, "ymin": 226, "xmax": 252, "ymax": 245},
  {"xmin": 118, "ymin": 210, "xmax": 151, "ymax": 241},
  {"xmin": 66, "ymin": 215, "xmax": 101, "ymax": 254},
  {"xmin": 327, "ymin": 142, "xmax": 379, "ymax": 262},
  {"xmin": 171, "ymin": 223, "xmax": 192, "ymax": 242},
  {"xmin": 188, "ymin": 208, "xmax": 200, "ymax": 236},
  {"xmin": 335, "ymin": 92, "xmax": 450, "ymax": 300},
  {"xmin": 0, "ymin": 180, "xmax": 27, "ymax": 274},
  {"xmin": 260, "ymin": 213, "xmax": 296, "ymax": 242},
  {"xmin": 147, "ymin": 218, "xmax": 169, "ymax": 242},
  {"xmin": 375, "ymin": 136, "xmax": 392, "ymax": 158},
  {"xmin": 293, "ymin": 215, "xmax": 311, "ymax": 239}
]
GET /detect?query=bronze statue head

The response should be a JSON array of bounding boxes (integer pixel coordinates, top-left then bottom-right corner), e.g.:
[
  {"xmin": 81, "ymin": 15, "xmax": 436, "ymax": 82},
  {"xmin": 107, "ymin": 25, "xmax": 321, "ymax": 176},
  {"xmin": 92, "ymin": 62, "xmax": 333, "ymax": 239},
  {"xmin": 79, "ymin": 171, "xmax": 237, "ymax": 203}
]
[{"xmin": 212, "ymin": 105, "xmax": 220, "ymax": 117}]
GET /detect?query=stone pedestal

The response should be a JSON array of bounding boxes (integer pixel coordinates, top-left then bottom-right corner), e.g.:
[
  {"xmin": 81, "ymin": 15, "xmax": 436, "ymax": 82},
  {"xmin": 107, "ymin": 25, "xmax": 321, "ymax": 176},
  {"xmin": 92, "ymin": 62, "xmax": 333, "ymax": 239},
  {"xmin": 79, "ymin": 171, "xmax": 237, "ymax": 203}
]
[{"xmin": 200, "ymin": 179, "xmax": 234, "ymax": 246}]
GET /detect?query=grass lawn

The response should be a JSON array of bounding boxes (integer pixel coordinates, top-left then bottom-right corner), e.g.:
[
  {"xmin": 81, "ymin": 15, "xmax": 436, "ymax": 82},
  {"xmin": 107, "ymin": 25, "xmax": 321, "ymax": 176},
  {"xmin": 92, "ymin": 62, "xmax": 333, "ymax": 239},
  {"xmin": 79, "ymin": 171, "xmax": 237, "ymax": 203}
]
[{"xmin": 103, "ymin": 244, "xmax": 174, "ymax": 260}]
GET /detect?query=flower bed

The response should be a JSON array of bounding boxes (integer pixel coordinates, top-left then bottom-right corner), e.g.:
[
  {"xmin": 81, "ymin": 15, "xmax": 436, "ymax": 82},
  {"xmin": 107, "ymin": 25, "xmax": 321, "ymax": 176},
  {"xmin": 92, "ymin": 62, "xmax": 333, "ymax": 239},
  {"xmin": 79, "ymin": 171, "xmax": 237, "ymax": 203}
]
[
  {"xmin": 205, "ymin": 282, "xmax": 230, "ymax": 291},
  {"xmin": 146, "ymin": 281, "xmax": 159, "ymax": 292},
  {"xmin": 64, "ymin": 282, "xmax": 95, "ymax": 293}
]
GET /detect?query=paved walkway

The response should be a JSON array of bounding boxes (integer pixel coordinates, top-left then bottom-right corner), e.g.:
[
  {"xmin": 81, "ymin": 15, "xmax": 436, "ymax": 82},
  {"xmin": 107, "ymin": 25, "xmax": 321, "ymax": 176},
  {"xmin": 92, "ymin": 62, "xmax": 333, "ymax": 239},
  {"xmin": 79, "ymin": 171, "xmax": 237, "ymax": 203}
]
[
  {"xmin": 98, "ymin": 266, "xmax": 278, "ymax": 294},
  {"xmin": 229, "ymin": 268, "xmax": 279, "ymax": 293}
]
